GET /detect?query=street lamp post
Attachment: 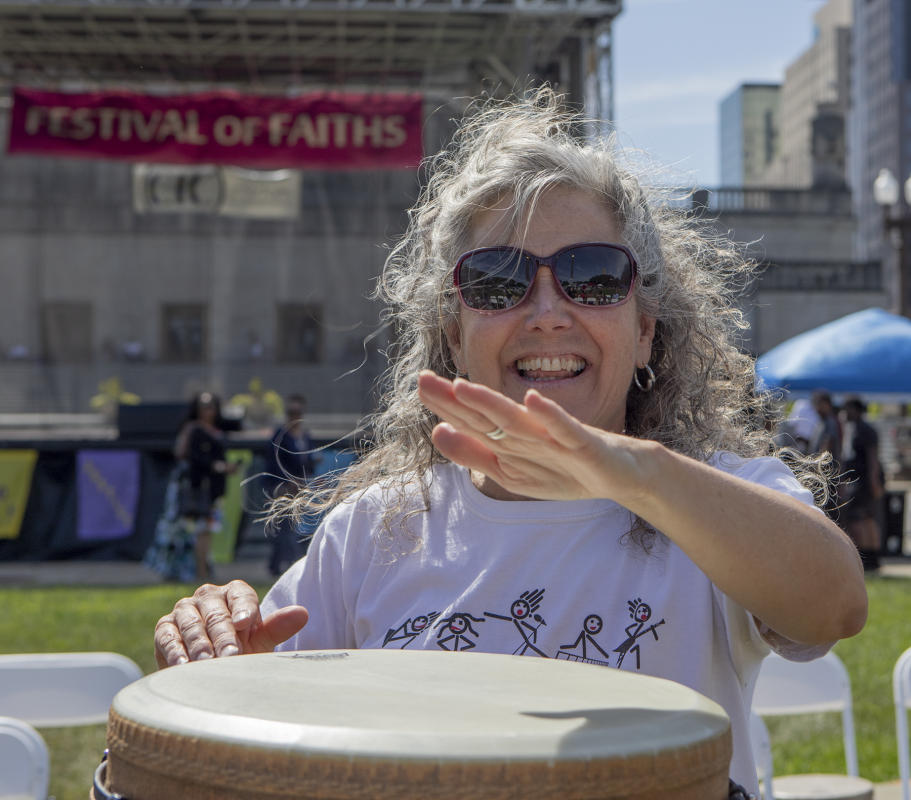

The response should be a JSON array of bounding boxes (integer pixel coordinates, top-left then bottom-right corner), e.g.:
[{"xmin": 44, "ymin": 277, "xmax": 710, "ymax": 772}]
[{"xmin": 874, "ymin": 168, "xmax": 911, "ymax": 318}]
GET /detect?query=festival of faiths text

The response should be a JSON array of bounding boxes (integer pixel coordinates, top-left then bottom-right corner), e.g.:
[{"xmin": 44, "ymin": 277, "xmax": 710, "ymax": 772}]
[{"xmin": 22, "ymin": 106, "xmax": 410, "ymax": 149}]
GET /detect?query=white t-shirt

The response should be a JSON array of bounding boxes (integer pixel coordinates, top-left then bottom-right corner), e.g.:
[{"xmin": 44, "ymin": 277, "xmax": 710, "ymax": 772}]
[{"xmin": 263, "ymin": 453, "xmax": 824, "ymax": 794}]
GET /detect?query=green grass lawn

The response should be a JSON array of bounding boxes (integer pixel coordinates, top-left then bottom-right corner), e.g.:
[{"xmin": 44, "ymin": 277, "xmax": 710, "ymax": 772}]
[
  {"xmin": 771, "ymin": 573, "xmax": 911, "ymax": 782},
  {"xmin": 0, "ymin": 575, "xmax": 906, "ymax": 799},
  {"xmin": 0, "ymin": 581, "xmax": 273, "ymax": 799}
]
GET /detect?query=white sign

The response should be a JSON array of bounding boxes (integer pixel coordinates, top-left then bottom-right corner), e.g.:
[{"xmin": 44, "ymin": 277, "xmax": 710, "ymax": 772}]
[
  {"xmin": 220, "ymin": 168, "xmax": 300, "ymax": 219},
  {"xmin": 132, "ymin": 164, "xmax": 300, "ymax": 219}
]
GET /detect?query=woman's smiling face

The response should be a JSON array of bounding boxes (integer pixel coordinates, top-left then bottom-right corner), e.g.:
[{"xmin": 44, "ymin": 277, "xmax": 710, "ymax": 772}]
[{"xmin": 445, "ymin": 186, "xmax": 655, "ymax": 433}]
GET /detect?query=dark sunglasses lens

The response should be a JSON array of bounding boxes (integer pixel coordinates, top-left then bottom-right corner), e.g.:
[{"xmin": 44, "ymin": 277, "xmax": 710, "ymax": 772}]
[
  {"xmin": 458, "ymin": 249, "xmax": 530, "ymax": 310},
  {"xmin": 554, "ymin": 245, "xmax": 633, "ymax": 306}
]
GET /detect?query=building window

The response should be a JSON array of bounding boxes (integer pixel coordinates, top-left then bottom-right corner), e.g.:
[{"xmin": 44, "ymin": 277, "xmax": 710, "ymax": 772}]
[
  {"xmin": 276, "ymin": 303, "xmax": 323, "ymax": 363},
  {"xmin": 161, "ymin": 304, "xmax": 207, "ymax": 362},
  {"xmin": 41, "ymin": 302, "xmax": 93, "ymax": 362}
]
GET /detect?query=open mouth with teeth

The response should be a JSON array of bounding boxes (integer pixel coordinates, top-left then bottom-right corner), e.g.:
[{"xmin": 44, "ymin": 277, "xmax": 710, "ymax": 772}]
[{"xmin": 515, "ymin": 356, "xmax": 587, "ymax": 381}]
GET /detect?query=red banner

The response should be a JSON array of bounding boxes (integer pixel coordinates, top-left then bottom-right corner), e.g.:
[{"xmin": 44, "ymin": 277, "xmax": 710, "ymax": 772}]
[{"xmin": 7, "ymin": 88, "xmax": 423, "ymax": 169}]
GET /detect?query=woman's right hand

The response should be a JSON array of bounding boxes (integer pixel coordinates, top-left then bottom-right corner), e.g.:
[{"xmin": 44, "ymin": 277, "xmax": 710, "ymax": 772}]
[{"xmin": 154, "ymin": 580, "xmax": 309, "ymax": 669}]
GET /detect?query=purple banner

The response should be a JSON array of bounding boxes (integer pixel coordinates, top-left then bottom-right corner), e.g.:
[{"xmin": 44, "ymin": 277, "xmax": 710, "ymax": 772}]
[{"xmin": 77, "ymin": 450, "xmax": 140, "ymax": 541}]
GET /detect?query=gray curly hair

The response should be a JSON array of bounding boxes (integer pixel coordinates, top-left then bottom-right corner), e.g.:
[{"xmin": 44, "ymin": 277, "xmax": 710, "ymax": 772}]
[{"xmin": 284, "ymin": 87, "xmax": 826, "ymax": 548}]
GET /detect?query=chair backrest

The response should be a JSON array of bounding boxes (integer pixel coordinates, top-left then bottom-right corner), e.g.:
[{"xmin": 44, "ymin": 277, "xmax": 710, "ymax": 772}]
[
  {"xmin": 893, "ymin": 647, "xmax": 911, "ymax": 800},
  {"xmin": 749, "ymin": 710, "xmax": 774, "ymax": 800},
  {"xmin": 0, "ymin": 715, "xmax": 50, "ymax": 800},
  {"xmin": 752, "ymin": 650, "xmax": 858, "ymax": 776},
  {"xmin": 0, "ymin": 652, "xmax": 144, "ymax": 727}
]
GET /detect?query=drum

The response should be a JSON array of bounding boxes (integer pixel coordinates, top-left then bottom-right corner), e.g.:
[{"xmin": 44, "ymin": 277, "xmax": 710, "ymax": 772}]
[{"xmin": 93, "ymin": 649, "xmax": 731, "ymax": 800}]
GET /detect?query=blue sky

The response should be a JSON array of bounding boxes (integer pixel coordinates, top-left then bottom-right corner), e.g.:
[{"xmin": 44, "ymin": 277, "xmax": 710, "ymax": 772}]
[{"xmin": 613, "ymin": 0, "xmax": 828, "ymax": 187}]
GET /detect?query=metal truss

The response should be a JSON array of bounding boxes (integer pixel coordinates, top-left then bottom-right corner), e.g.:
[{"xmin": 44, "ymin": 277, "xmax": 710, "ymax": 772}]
[{"xmin": 0, "ymin": 0, "xmax": 621, "ymax": 91}]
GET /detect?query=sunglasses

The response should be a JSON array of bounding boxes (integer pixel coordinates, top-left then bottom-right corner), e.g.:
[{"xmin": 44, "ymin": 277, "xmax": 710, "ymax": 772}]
[{"xmin": 453, "ymin": 242, "xmax": 638, "ymax": 313}]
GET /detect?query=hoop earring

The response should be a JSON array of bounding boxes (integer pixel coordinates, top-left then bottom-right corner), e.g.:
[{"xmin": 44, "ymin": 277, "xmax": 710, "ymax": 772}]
[{"xmin": 634, "ymin": 364, "xmax": 656, "ymax": 392}]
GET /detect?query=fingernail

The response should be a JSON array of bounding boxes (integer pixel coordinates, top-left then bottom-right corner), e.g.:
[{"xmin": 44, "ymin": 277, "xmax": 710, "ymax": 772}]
[
  {"xmin": 197, "ymin": 651, "xmax": 213, "ymax": 660},
  {"xmin": 233, "ymin": 610, "xmax": 251, "ymax": 623},
  {"xmin": 175, "ymin": 655, "xmax": 188, "ymax": 665},
  {"xmin": 222, "ymin": 644, "xmax": 239, "ymax": 657}
]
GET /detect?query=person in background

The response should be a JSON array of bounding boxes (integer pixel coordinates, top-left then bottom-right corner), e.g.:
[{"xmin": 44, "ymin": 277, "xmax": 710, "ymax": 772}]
[
  {"xmin": 810, "ymin": 390, "xmax": 842, "ymax": 518},
  {"xmin": 811, "ymin": 390, "xmax": 842, "ymax": 466},
  {"xmin": 145, "ymin": 391, "xmax": 236, "ymax": 582},
  {"xmin": 230, "ymin": 377, "xmax": 283, "ymax": 431},
  {"xmin": 177, "ymin": 391, "xmax": 238, "ymax": 581},
  {"xmin": 154, "ymin": 89, "xmax": 866, "ymax": 796},
  {"xmin": 839, "ymin": 397, "xmax": 885, "ymax": 572},
  {"xmin": 263, "ymin": 394, "xmax": 318, "ymax": 577},
  {"xmin": 780, "ymin": 397, "xmax": 821, "ymax": 455}
]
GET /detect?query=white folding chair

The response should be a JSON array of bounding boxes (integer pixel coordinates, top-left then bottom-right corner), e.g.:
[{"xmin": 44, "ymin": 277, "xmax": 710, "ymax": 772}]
[
  {"xmin": 752, "ymin": 650, "xmax": 874, "ymax": 800},
  {"xmin": 893, "ymin": 646, "xmax": 911, "ymax": 800},
  {"xmin": 0, "ymin": 715, "xmax": 50, "ymax": 800},
  {"xmin": 0, "ymin": 652, "xmax": 143, "ymax": 727},
  {"xmin": 750, "ymin": 710, "xmax": 774, "ymax": 800}
]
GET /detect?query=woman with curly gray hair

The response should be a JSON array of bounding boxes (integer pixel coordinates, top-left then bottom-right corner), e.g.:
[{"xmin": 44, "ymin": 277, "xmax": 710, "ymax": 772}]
[{"xmin": 155, "ymin": 89, "xmax": 866, "ymax": 794}]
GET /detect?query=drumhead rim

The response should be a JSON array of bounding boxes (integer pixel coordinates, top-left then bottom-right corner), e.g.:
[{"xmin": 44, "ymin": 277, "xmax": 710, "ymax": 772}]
[
  {"xmin": 111, "ymin": 650, "xmax": 730, "ymax": 762},
  {"xmin": 104, "ymin": 651, "xmax": 733, "ymax": 800},
  {"xmin": 104, "ymin": 710, "xmax": 732, "ymax": 797}
]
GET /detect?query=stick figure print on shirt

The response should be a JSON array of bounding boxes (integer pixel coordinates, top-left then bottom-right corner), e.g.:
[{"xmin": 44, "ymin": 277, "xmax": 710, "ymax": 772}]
[
  {"xmin": 434, "ymin": 612, "xmax": 485, "ymax": 651},
  {"xmin": 613, "ymin": 597, "xmax": 666, "ymax": 670},
  {"xmin": 383, "ymin": 612, "xmax": 440, "ymax": 648},
  {"xmin": 484, "ymin": 588, "xmax": 548, "ymax": 657},
  {"xmin": 556, "ymin": 613, "xmax": 611, "ymax": 667}
]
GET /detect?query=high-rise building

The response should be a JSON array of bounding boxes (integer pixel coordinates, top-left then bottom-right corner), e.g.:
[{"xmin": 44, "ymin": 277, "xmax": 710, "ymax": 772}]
[
  {"xmin": 712, "ymin": 0, "xmax": 886, "ymax": 354},
  {"xmin": 719, "ymin": 84, "xmax": 780, "ymax": 186},
  {"xmin": 761, "ymin": 0, "xmax": 852, "ymax": 188},
  {"xmin": 849, "ymin": 0, "xmax": 911, "ymax": 315}
]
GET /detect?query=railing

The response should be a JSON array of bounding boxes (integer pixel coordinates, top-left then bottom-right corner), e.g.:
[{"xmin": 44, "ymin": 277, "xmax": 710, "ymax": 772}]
[
  {"xmin": 759, "ymin": 260, "xmax": 882, "ymax": 292},
  {"xmin": 0, "ymin": 360, "xmax": 382, "ymax": 415},
  {"xmin": 0, "ymin": 410, "xmax": 363, "ymax": 442},
  {"xmin": 692, "ymin": 187, "xmax": 853, "ymax": 216},
  {"xmin": 0, "ymin": 0, "xmax": 622, "ymax": 13}
]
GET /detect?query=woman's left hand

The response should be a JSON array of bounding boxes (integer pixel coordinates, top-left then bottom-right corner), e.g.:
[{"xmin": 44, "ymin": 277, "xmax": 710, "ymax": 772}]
[
  {"xmin": 417, "ymin": 370, "xmax": 648, "ymax": 503},
  {"xmin": 419, "ymin": 370, "xmax": 867, "ymax": 645}
]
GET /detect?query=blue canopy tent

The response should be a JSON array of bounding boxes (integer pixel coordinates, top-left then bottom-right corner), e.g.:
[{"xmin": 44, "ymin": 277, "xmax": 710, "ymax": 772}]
[{"xmin": 755, "ymin": 308, "xmax": 911, "ymax": 397}]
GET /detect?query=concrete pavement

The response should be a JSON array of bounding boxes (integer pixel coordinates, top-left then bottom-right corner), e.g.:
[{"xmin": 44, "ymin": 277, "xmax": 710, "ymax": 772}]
[
  {"xmin": 5, "ymin": 554, "xmax": 911, "ymax": 587},
  {"xmin": 876, "ymin": 781, "xmax": 904, "ymax": 800},
  {"xmin": 0, "ymin": 554, "xmax": 274, "ymax": 587}
]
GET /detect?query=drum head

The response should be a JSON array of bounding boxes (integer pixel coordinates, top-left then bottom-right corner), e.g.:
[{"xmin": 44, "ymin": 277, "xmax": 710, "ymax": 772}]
[{"xmin": 104, "ymin": 649, "xmax": 731, "ymax": 800}]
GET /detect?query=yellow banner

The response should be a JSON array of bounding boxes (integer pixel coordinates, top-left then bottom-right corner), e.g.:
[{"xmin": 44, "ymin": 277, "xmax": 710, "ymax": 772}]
[{"xmin": 0, "ymin": 450, "xmax": 38, "ymax": 539}]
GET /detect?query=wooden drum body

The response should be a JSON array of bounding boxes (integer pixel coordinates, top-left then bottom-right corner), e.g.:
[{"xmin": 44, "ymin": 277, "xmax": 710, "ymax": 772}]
[{"xmin": 97, "ymin": 649, "xmax": 731, "ymax": 800}]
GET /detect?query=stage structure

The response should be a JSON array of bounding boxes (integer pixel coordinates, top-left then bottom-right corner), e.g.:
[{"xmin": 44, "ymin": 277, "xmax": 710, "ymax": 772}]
[
  {"xmin": 0, "ymin": 0, "xmax": 624, "ymax": 422},
  {"xmin": 0, "ymin": 0, "xmax": 619, "ymax": 122},
  {"xmin": 0, "ymin": 0, "xmax": 624, "ymax": 564}
]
